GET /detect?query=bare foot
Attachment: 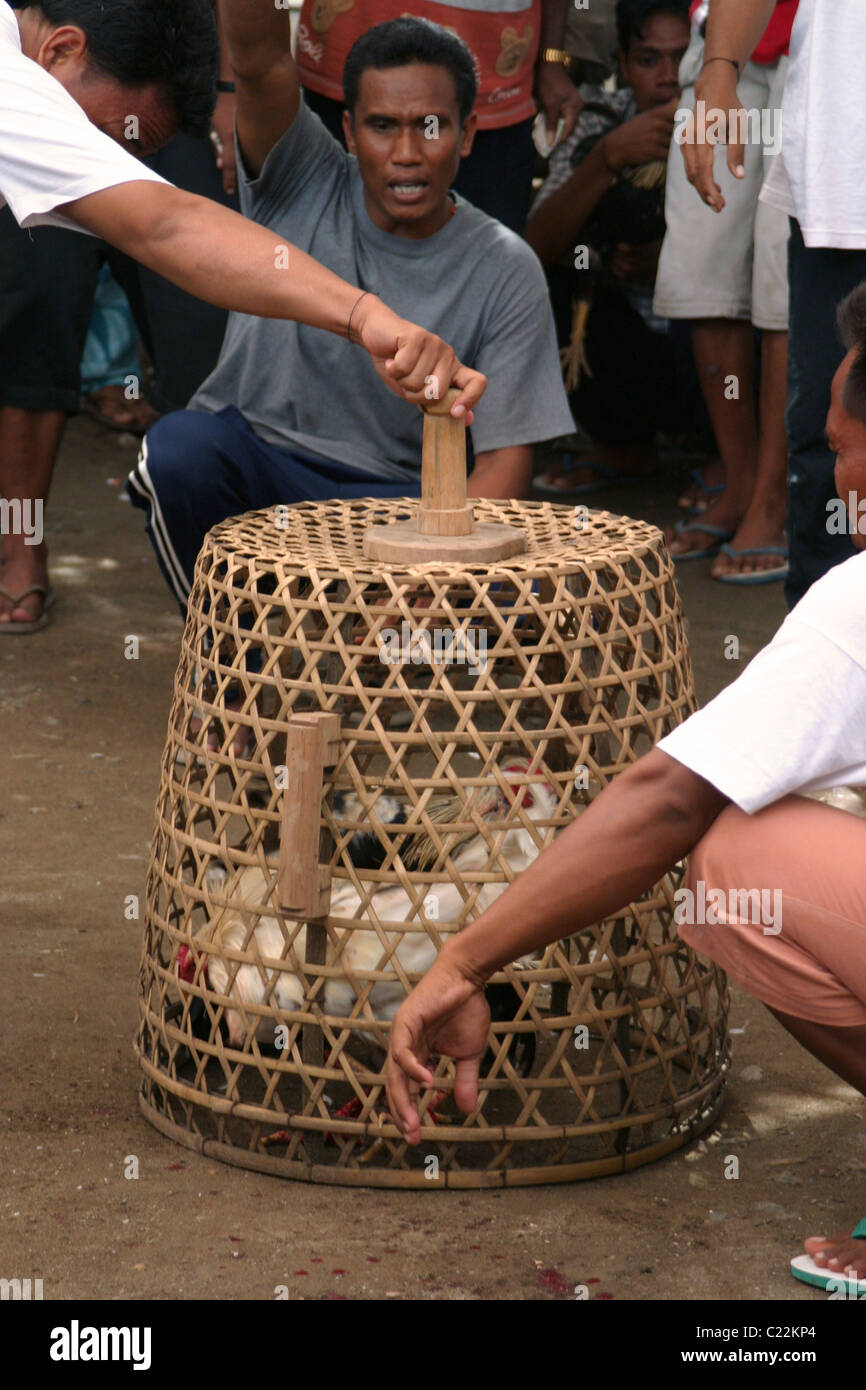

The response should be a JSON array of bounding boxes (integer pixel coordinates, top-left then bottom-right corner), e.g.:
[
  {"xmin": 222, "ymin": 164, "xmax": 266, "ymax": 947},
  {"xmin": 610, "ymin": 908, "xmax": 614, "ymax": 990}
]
[
  {"xmin": 804, "ymin": 1229, "xmax": 866, "ymax": 1280},
  {"xmin": 0, "ymin": 543, "xmax": 50, "ymax": 628},
  {"xmin": 710, "ymin": 500, "xmax": 788, "ymax": 580}
]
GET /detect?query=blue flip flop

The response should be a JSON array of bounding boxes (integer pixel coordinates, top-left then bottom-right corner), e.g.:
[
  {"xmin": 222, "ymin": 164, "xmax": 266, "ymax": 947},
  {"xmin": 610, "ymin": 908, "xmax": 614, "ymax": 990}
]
[
  {"xmin": 790, "ymin": 1218, "xmax": 866, "ymax": 1295},
  {"xmin": 670, "ymin": 518, "xmax": 734, "ymax": 560},
  {"xmin": 534, "ymin": 455, "xmax": 656, "ymax": 497},
  {"xmin": 678, "ymin": 466, "xmax": 725, "ymax": 515},
  {"xmin": 713, "ymin": 543, "xmax": 789, "ymax": 585}
]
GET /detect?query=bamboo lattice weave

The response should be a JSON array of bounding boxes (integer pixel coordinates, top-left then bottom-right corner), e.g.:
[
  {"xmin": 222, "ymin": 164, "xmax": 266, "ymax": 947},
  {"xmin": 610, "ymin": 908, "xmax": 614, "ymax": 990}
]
[{"xmin": 136, "ymin": 499, "xmax": 729, "ymax": 1186}]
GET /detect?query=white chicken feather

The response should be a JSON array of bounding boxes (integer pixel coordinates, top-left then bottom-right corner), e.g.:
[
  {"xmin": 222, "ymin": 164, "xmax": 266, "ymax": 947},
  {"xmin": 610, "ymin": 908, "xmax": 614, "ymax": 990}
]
[{"xmin": 197, "ymin": 759, "xmax": 561, "ymax": 1048}]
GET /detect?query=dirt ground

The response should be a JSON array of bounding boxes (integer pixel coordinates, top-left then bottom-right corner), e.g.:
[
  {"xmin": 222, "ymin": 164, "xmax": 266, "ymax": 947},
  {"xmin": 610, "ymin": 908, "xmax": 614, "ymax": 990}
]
[{"xmin": 1, "ymin": 416, "xmax": 862, "ymax": 1304}]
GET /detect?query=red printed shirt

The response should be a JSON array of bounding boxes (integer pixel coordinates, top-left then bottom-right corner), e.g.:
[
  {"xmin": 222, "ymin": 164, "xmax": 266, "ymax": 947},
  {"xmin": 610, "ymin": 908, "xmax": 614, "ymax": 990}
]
[{"xmin": 296, "ymin": 0, "xmax": 542, "ymax": 130}]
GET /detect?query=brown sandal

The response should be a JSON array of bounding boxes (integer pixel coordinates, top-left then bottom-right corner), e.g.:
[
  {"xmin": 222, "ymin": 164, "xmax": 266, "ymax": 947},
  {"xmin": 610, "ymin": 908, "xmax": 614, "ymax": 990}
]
[
  {"xmin": 0, "ymin": 584, "xmax": 55, "ymax": 634},
  {"xmin": 83, "ymin": 386, "xmax": 160, "ymax": 436}
]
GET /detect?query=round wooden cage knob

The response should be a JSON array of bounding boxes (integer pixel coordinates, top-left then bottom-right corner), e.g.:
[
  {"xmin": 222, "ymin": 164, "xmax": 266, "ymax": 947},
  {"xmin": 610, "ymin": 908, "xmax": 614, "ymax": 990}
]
[{"xmin": 362, "ymin": 384, "xmax": 527, "ymax": 563}]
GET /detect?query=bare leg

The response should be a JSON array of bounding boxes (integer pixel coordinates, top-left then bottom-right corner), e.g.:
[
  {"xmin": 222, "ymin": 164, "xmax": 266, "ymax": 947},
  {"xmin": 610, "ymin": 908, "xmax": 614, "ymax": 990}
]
[
  {"xmin": 668, "ymin": 319, "xmax": 757, "ymax": 555},
  {"xmin": 0, "ymin": 406, "xmax": 64, "ymax": 626},
  {"xmin": 768, "ymin": 1008, "xmax": 866, "ymax": 1278},
  {"xmin": 712, "ymin": 330, "xmax": 789, "ymax": 578}
]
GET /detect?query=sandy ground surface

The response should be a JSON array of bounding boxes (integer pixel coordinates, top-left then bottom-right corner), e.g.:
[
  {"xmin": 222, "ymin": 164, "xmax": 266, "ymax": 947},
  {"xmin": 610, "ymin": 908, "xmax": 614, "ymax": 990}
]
[{"xmin": 1, "ymin": 417, "xmax": 862, "ymax": 1304}]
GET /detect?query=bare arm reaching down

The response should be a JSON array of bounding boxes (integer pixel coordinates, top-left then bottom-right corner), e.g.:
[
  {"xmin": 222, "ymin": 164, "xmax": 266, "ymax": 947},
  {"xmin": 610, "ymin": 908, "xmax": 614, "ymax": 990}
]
[
  {"xmin": 59, "ymin": 180, "xmax": 486, "ymax": 415},
  {"xmin": 680, "ymin": 0, "xmax": 777, "ymax": 211},
  {"xmin": 386, "ymin": 750, "xmax": 729, "ymax": 1142}
]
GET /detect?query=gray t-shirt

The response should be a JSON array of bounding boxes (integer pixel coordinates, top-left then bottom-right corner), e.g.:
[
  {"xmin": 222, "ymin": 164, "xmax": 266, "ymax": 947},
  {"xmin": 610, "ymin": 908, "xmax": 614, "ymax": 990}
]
[{"xmin": 190, "ymin": 103, "xmax": 574, "ymax": 479}]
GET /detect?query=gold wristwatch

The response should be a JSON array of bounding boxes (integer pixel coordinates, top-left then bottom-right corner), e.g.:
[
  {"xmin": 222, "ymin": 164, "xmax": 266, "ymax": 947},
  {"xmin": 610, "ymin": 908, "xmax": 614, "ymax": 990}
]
[{"xmin": 540, "ymin": 47, "xmax": 571, "ymax": 66}]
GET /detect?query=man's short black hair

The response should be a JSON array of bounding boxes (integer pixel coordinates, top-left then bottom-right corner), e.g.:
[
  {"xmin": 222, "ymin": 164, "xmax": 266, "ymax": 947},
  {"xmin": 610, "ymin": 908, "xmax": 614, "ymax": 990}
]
[
  {"xmin": 837, "ymin": 283, "xmax": 866, "ymax": 425},
  {"xmin": 616, "ymin": 0, "xmax": 691, "ymax": 54},
  {"xmin": 343, "ymin": 17, "xmax": 478, "ymax": 125},
  {"xmin": 9, "ymin": 1, "xmax": 218, "ymax": 136}
]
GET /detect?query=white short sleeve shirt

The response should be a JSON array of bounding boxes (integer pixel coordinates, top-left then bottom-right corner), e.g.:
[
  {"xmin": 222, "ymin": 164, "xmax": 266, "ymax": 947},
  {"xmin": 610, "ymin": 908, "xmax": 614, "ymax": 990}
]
[
  {"xmin": 760, "ymin": 0, "xmax": 866, "ymax": 249},
  {"xmin": 659, "ymin": 550, "xmax": 866, "ymax": 812},
  {"xmin": 0, "ymin": 0, "xmax": 167, "ymax": 234}
]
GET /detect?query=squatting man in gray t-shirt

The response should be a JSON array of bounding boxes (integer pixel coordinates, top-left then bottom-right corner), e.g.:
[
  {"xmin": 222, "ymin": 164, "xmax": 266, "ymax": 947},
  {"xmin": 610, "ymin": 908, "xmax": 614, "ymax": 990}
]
[{"xmin": 127, "ymin": 3, "xmax": 575, "ymax": 612}]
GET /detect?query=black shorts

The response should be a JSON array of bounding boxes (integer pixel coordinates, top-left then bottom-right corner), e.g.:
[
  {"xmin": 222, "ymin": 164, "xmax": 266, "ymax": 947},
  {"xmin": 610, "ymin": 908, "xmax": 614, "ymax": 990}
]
[{"xmin": 0, "ymin": 133, "xmax": 238, "ymax": 416}]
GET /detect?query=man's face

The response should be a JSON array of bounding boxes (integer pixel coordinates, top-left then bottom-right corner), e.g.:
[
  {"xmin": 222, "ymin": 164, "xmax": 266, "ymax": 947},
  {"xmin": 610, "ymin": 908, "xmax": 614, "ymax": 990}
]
[
  {"xmin": 343, "ymin": 63, "xmax": 476, "ymax": 240},
  {"xmin": 21, "ymin": 19, "xmax": 177, "ymax": 155},
  {"xmin": 828, "ymin": 348, "xmax": 866, "ymax": 550},
  {"xmin": 619, "ymin": 12, "xmax": 689, "ymax": 112}
]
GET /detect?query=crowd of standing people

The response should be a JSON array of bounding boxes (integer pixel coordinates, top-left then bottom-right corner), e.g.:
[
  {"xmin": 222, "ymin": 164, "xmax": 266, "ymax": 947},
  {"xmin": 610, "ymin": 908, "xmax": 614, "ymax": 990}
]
[{"xmin": 5, "ymin": 0, "xmax": 861, "ymax": 630}]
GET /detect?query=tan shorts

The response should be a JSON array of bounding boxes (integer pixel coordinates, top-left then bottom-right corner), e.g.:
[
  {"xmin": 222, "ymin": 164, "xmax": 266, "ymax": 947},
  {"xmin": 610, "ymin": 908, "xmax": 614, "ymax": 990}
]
[
  {"xmin": 680, "ymin": 795, "xmax": 866, "ymax": 1028},
  {"xmin": 653, "ymin": 40, "xmax": 790, "ymax": 331}
]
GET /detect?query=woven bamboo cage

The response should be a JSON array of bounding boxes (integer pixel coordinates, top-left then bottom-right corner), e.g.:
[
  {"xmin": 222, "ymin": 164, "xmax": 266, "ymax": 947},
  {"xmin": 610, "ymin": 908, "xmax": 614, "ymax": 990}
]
[{"xmin": 136, "ymin": 394, "xmax": 729, "ymax": 1187}]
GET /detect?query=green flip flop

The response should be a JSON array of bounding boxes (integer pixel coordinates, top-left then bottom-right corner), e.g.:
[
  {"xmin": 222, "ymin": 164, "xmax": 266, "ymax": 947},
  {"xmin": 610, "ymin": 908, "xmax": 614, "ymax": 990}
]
[
  {"xmin": 678, "ymin": 465, "xmax": 725, "ymax": 515},
  {"xmin": 790, "ymin": 1218, "xmax": 866, "ymax": 1296}
]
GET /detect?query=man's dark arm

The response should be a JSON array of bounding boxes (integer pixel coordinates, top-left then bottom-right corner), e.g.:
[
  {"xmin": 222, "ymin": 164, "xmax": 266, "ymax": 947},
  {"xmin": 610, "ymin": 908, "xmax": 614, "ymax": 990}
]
[
  {"xmin": 387, "ymin": 748, "xmax": 730, "ymax": 1138},
  {"xmin": 525, "ymin": 140, "xmax": 614, "ymax": 267},
  {"xmin": 527, "ymin": 99, "xmax": 678, "ymax": 267},
  {"xmin": 467, "ymin": 446, "xmax": 532, "ymax": 499},
  {"xmin": 218, "ymin": 0, "xmax": 300, "ymax": 179},
  {"xmin": 452, "ymin": 749, "xmax": 730, "ymax": 981},
  {"xmin": 59, "ymin": 181, "xmax": 487, "ymax": 414},
  {"xmin": 536, "ymin": 0, "xmax": 584, "ymax": 144}
]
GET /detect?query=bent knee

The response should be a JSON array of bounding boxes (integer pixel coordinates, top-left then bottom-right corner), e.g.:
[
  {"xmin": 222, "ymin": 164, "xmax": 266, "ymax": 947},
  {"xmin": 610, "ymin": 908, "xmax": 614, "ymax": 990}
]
[
  {"xmin": 687, "ymin": 794, "xmax": 809, "ymax": 895},
  {"xmin": 141, "ymin": 409, "xmax": 231, "ymax": 488}
]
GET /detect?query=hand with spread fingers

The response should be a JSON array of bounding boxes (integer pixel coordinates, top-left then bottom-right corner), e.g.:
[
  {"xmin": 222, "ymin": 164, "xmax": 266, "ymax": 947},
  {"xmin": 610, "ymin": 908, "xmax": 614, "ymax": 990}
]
[
  {"xmin": 351, "ymin": 293, "xmax": 485, "ymax": 422},
  {"xmin": 386, "ymin": 947, "xmax": 490, "ymax": 1146},
  {"xmin": 680, "ymin": 64, "xmax": 747, "ymax": 212}
]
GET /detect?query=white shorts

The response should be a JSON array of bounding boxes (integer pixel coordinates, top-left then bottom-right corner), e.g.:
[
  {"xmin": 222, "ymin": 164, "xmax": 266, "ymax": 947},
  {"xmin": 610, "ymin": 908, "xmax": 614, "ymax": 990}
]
[{"xmin": 653, "ymin": 35, "xmax": 790, "ymax": 331}]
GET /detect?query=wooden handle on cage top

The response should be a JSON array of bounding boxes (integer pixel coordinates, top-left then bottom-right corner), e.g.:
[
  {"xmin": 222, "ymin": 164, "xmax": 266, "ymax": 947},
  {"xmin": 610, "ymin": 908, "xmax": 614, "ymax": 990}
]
[
  {"xmin": 418, "ymin": 388, "xmax": 473, "ymax": 536},
  {"xmin": 361, "ymin": 384, "xmax": 527, "ymax": 563}
]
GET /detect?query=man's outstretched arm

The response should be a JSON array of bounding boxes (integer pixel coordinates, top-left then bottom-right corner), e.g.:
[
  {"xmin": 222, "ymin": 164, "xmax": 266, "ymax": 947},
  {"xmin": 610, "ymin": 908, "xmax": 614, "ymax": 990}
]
[
  {"xmin": 59, "ymin": 180, "xmax": 486, "ymax": 414},
  {"xmin": 387, "ymin": 749, "xmax": 729, "ymax": 1142}
]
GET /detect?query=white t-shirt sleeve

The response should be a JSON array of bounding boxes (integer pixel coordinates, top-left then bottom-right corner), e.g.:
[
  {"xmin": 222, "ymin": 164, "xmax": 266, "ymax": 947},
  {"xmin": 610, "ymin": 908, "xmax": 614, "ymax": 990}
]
[
  {"xmin": 0, "ymin": 3, "xmax": 168, "ymax": 233},
  {"xmin": 758, "ymin": 0, "xmax": 866, "ymax": 249},
  {"xmin": 659, "ymin": 619, "xmax": 866, "ymax": 813},
  {"xmin": 659, "ymin": 551, "xmax": 866, "ymax": 812}
]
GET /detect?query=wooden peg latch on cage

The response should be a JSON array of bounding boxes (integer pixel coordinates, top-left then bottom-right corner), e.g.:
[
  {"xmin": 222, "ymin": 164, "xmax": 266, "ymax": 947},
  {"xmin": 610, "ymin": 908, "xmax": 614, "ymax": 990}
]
[
  {"xmin": 363, "ymin": 387, "xmax": 528, "ymax": 563},
  {"xmin": 277, "ymin": 711, "xmax": 341, "ymax": 1083},
  {"xmin": 277, "ymin": 711, "xmax": 341, "ymax": 919}
]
